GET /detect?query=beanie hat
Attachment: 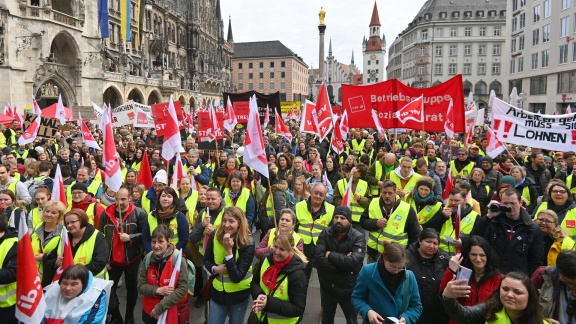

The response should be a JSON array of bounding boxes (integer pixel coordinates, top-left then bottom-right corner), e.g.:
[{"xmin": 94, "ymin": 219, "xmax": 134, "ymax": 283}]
[
  {"xmin": 71, "ymin": 182, "xmax": 89, "ymax": 194},
  {"xmin": 333, "ymin": 206, "xmax": 353, "ymax": 223},
  {"xmin": 407, "ymin": 148, "xmax": 417, "ymax": 157},
  {"xmin": 416, "ymin": 179, "xmax": 433, "ymax": 191},
  {"xmin": 153, "ymin": 169, "xmax": 168, "ymax": 185},
  {"xmin": 543, "ymin": 156, "xmax": 553, "ymax": 163},
  {"xmin": 481, "ymin": 156, "xmax": 493, "ymax": 164},
  {"xmin": 501, "ymin": 175, "xmax": 516, "ymax": 186}
]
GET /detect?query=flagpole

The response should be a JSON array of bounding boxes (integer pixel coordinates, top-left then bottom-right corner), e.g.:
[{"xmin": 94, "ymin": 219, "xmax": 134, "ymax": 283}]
[{"xmin": 266, "ymin": 177, "xmax": 278, "ymax": 229}]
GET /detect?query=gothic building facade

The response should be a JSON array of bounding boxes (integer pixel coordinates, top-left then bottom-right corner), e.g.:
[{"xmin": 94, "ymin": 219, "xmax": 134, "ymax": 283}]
[{"xmin": 0, "ymin": 0, "xmax": 233, "ymax": 111}]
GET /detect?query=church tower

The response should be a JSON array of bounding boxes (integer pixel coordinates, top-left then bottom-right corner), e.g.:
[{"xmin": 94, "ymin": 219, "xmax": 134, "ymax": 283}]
[{"xmin": 363, "ymin": 2, "xmax": 386, "ymax": 84}]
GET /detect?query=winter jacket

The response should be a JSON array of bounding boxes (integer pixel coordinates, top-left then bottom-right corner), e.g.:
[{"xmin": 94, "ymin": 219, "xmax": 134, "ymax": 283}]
[
  {"xmin": 440, "ymin": 298, "xmax": 487, "ymax": 324},
  {"xmin": 55, "ymin": 157, "xmax": 80, "ymax": 179},
  {"xmin": 98, "ymin": 203, "xmax": 147, "ymax": 265},
  {"xmin": 203, "ymin": 232, "xmax": 255, "ymax": 306},
  {"xmin": 470, "ymin": 181, "xmax": 492, "ymax": 216},
  {"xmin": 142, "ymin": 209, "xmax": 189, "ymax": 253},
  {"xmin": 0, "ymin": 229, "xmax": 17, "ymax": 287},
  {"xmin": 531, "ymin": 265, "xmax": 564, "ymax": 320},
  {"xmin": 326, "ymin": 169, "xmax": 343, "ymax": 191},
  {"xmin": 314, "ymin": 226, "xmax": 366, "ymax": 297},
  {"xmin": 482, "ymin": 166, "xmax": 502, "ymax": 192},
  {"xmin": 470, "ymin": 208, "xmax": 544, "ymax": 275},
  {"xmin": 525, "ymin": 162, "xmax": 552, "ymax": 196},
  {"xmin": 352, "ymin": 262, "xmax": 423, "ymax": 324},
  {"xmin": 186, "ymin": 159, "xmax": 212, "ymax": 185},
  {"xmin": 69, "ymin": 224, "xmax": 109, "ymax": 278},
  {"xmin": 406, "ymin": 243, "xmax": 450, "ymax": 324},
  {"xmin": 189, "ymin": 201, "xmax": 226, "ymax": 245},
  {"xmin": 515, "ymin": 177, "xmax": 539, "ymax": 213},
  {"xmin": 250, "ymin": 253, "xmax": 308, "ymax": 321}
]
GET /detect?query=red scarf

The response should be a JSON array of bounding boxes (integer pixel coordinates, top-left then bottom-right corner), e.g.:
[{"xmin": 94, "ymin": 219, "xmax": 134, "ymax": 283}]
[
  {"xmin": 106, "ymin": 203, "xmax": 136, "ymax": 265},
  {"xmin": 262, "ymin": 254, "xmax": 292, "ymax": 290}
]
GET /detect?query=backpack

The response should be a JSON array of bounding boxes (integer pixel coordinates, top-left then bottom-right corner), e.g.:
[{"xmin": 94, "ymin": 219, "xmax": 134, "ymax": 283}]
[
  {"xmin": 145, "ymin": 249, "xmax": 196, "ymax": 293},
  {"xmin": 284, "ymin": 189, "xmax": 296, "ymax": 211},
  {"xmin": 26, "ymin": 176, "xmax": 48, "ymax": 198}
]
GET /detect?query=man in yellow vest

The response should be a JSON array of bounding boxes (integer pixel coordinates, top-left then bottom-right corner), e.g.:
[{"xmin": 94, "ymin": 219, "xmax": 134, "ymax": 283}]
[
  {"xmin": 450, "ymin": 148, "xmax": 475, "ymax": 179},
  {"xmin": 366, "ymin": 152, "xmax": 397, "ymax": 196},
  {"xmin": 0, "ymin": 164, "xmax": 32, "ymax": 206},
  {"xmin": 360, "ymin": 180, "xmax": 420, "ymax": 261},
  {"xmin": 333, "ymin": 164, "xmax": 371, "ymax": 231},
  {"xmin": 295, "ymin": 183, "xmax": 335, "ymax": 280},
  {"xmin": 386, "ymin": 157, "xmax": 422, "ymax": 201},
  {"xmin": 66, "ymin": 167, "xmax": 103, "ymax": 204},
  {"xmin": 186, "ymin": 149, "xmax": 212, "ymax": 185},
  {"xmin": 0, "ymin": 211, "xmax": 17, "ymax": 323}
]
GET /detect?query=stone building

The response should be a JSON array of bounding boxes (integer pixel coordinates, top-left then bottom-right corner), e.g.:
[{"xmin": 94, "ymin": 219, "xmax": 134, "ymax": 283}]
[
  {"xmin": 386, "ymin": 0, "xmax": 507, "ymax": 110},
  {"xmin": 0, "ymin": 0, "xmax": 233, "ymax": 111},
  {"xmin": 363, "ymin": 1, "xmax": 386, "ymax": 84}
]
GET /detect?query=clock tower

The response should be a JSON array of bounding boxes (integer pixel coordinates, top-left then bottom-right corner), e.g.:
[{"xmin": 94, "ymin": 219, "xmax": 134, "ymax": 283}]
[{"xmin": 363, "ymin": 1, "xmax": 386, "ymax": 84}]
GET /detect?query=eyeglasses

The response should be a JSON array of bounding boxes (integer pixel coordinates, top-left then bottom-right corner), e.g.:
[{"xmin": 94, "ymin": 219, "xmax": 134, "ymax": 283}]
[
  {"xmin": 66, "ymin": 219, "xmax": 80, "ymax": 226},
  {"xmin": 536, "ymin": 218, "xmax": 555, "ymax": 225},
  {"xmin": 385, "ymin": 264, "xmax": 405, "ymax": 272},
  {"xmin": 552, "ymin": 190, "xmax": 568, "ymax": 194}
]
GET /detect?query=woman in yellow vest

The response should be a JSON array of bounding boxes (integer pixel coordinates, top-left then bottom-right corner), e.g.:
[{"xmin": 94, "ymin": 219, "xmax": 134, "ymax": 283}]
[
  {"xmin": 27, "ymin": 186, "xmax": 51, "ymax": 232},
  {"xmin": 223, "ymin": 171, "xmax": 256, "ymax": 227},
  {"xmin": 407, "ymin": 177, "xmax": 443, "ymax": 226},
  {"xmin": 178, "ymin": 176, "xmax": 199, "ymax": 223},
  {"xmin": 250, "ymin": 234, "xmax": 309, "ymax": 324},
  {"xmin": 31, "ymin": 200, "xmax": 66, "ymax": 286},
  {"xmin": 61, "ymin": 209, "xmax": 108, "ymax": 279},
  {"xmin": 535, "ymin": 209, "xmax": 576, "ymax": 266},
  {"xmin": 203, "ymin": 206, "xmax": 254, "ymax": 324},
  {"xmin": 0, "ymin": 205, "xmax": 17, "ymax": 324},
  {"xmin": 255, "ymin": 209, "xmax": 303, "ymax": 259},
  {"xmin": 510, "ymin": 166, "xmax": 538, "ymax": 214},
  {"xmin": 239, "ymin": 163, "xmax": 256, "ymax": 196},
  {"xmin": 533, "ymin": 182, "xmax": 576, "ymax": 243},
  {"xmin": 129, "ymin": 149, "xmax": 144, "ymax": 171}
]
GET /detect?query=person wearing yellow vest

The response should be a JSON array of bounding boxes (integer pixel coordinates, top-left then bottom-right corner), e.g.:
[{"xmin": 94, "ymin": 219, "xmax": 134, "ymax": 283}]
[
  {"xmin": 0, "ymin": 189, "xmax": 27, "ymax": 231},
  {"xmin": 350, "ymin": 131, "xmax": 366, "ymax": 156},
  {"xmin": 367, "ymin": 152, "xmax": 398, "ymax": 196},
  {"xmin": 68, "ymin": 182, "xmax": 106, "ymax": 229},
  {"xmin": 142, "ymin": 187, "xmax": 189, "ymax": 256},
  {"xmin": 65, "ymin": 167, "xmax": 103, "ymax": 204},
  {"xmin": 535, "ymin": 209, "xmax": 576, "ymax": 266},
  {"xmin": 359, "ymin": 180, "xmax": 420, "ymax": 261},
  {"xmin": 178, "ymin": 176, "xmax": 199, "ymax": 222},
  {"xmin": 396, "ymin": 132, "xmax": 411, "ymax": 154},
  {"xmin": 223, "ymin": 171, "xmax": 256, "ymax": 227},
  {"xmin": 31, "ymin": 200, "xmax": 66, "ymax": 287},
  {"xmin": 406, "ymin": 177, "xmax": 444, "ymax": 226},
  {"xmin": 204, "ymin": 206, "xmax": 255, "ymax": 324},
  {"xmin": 0, "ymin": 209, "xmax": 18, "ymax": 324},
  {"xmin": 450, "ymin": 148, "xmax": 476, "ymax": 179},
  {"xmin": 137, "ymin": 224, "xmax": 189, "ymax": 324},
  {"xmin": 140, "ymin": 170, "xmax": 168, "ymax": 214},
  {"xmin": 333, "ymin": 164, "xmax": 371, "ymax": 230},
  {"xmin": 255, "ymin": 209, "xmax": 304, "ymax": 259},
  {"xmin": 533, "ymin": 182, "xmax": 576, "ymax": 243},
  {"xmin": 295, "ymin": 183, "xmax": 334, "ymax": 280},
  {"xmin": 565, "ymin": 167, "xmax": 576, "ymax": 195},
  {"xmin": 510, "ymin": 165, "xmax": 539, "ymax": 214},
  {"xmin": 386, "ymin": 157, "xmax": 422, "ymax": 202},
  {"xmin": 27, "ymin": 186, "xmax": 52, "ymax": 233},
  {"xmin": 0, "ymin": 164, "xmax": 32, "ymax": 206},
  {"xmin": 62, "ymin": 208, "xmax": 108, "ymax": 279},
  {"xmin": 251, "ymin": 234, "xmax": 309, "ymax": 324},
  {"xmin": 186, "ymin": 149, "xmax": 212, "ymax": 185}
]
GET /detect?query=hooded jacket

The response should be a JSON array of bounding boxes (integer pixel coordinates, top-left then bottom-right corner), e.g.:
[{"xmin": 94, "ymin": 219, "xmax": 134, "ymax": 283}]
[
  {"xmin": 250, "ymin": 253, "xmax": 308, "ymax": 320},
  {"xmin": 99, "ymin": 203, "xmax": 147, "ymax": 266}
]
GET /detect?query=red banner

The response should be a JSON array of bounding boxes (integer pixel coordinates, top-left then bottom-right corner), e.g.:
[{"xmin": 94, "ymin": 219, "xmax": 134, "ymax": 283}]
[
  {"xmin": 197, "ymin": 111, "xmax": 224, "ymax": 141},
  {"xmin": 151, "ymin": 101, "xmax": 184, "ymax": 137},
  {"xmin": 342, "ymin": 75, "xmax": 465, "ymax": 132}
]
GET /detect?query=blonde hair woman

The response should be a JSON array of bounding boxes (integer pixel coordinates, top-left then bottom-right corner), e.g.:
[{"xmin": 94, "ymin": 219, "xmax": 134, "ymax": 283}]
[{"xmin": 535, "ymin": 209, "xmax": 576, "ymax": 265}]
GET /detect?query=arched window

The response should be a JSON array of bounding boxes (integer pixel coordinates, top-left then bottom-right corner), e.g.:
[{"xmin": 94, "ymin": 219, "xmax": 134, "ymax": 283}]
[
  {"xmin": 475, "ymin": 81, "xmax": 487, "ymax": 95},
  {"xmin": 463, "ymin": 81, "xmax": 472, "ymax": 96},
  {"xmin": 489, "ymin": 81, "xmax": 502, "ymax": 95}
]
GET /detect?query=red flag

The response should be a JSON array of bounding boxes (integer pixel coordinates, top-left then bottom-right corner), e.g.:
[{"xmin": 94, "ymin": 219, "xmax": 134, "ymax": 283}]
[
  {"xmin": 223, "ymin": 97, "xmax": 238, "ymax": 133},
  {"xmin": 102, "ymin": 106, "xmax": 123, "ymax": 192},
  {"xmin": 444, "ymin": 99, "xmax": 455, "ymax": 139},
  {"xmin": 32, "ymin": 97, "xmax": 42, "ymax": 115},
  {"xmin": 275, "ymin": 113, "xmax": 292, "ymax": 142},
  {"xmin": 331, "ymin": 119, "xmax": 344, "ymax": 154},
  {"xmin": 56, "ymin": 94, "xmax": 67, "ymax": 125},
  {"xmin": 395, "ymin": 95, "xmax": 424, "ymax": 125},
  {"xmin": 295, "ymin": 107, "xmax": 301, "ymax": 120},
  {"xmin": 442, "ymin": 172, "xmax": 454, "ymax": 203},
  {"xmin": 207, "ymin": 105, "xmax": 220, "ymax": 141},
  {"xmin": 52, "ymin": 228, "xmax": 74, "ymax": 282},
  {"xmin": 286, "ymin": 105, "xmax": 294, "ymax": 121},
  {"xmin": 170, "ymin": 151, "xmax": 185, "ymax": 190},
  {"xmin": 313, "ymin": 82, "xmax": 334, "ymax": 141},
  {"xmin": 162, "ymin": 96, "xmax": 183, "ymax": 160},
  {"xmin": 566, "ymin": 104, "xmax": 573, "ymax": 114},
  {"xmin": 243, "ymin": 95, "xmax": 269, "ymax": 178},
  {"xmin": 340, "ymin": 109, "xmax": 350, "ymax": 141},
  {"xmin": 16, "ymin": 216, "xmax": 46, "ymax": 323},
  {"xmin": 3, "ymin": 104, "xmax": 13, "ymax": 117},
  {"xmin": 486, "ymin": 126, "xmax": 505, "ymax": 158},
  {"xmin": 18, "ymin": 114, "xmax": 41, "ymax": 146},
  {"xmin": 341, "ymin": 175, "xmax": 354, "ymax": 207},
  {"xmin": 14, "ymin": 109, "xmax": 24, "ymax": 129},
  {"xmin": 300, "ymin": 100, "xmax": 319, "ymax": 135},
  {"xmin": 78, "ymin": 113, "xmax": 100, "ymax": 150},
  {"xmin": 372, "ymin": 109, "xmax": 386, "ymax": 137},
  {"xmin": 190, "ymin": 172, "xmax": 199, "ymax": 191},
  {"xmin": 464, "ymin": 109, "xmax": 478, "ymax": 148},
  {"xmin": 52, "ymin": 164, "xmax": 67, "ymax": 208},
  {"xmin": 263, "ymin": 104, "xmax": 270, "ymax": 128},
  {"xmin": 157, "ymin": 249, "xmax": 183, "ymax": 324},
  {"xmin": 137, "ymin": 151, "xmax": 153, "ymax": 188}
]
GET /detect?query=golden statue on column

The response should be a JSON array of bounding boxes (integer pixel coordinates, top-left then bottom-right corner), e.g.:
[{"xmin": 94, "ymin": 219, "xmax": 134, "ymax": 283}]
[{"xmin": 319, "ymin": 7, "xmax": 326, "ymax": 26}]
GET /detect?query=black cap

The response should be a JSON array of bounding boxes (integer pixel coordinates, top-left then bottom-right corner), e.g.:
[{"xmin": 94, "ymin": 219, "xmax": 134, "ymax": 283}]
[
  {"xmin": 1, "ymin": 147, "xmax": 12, "ymax": 155},
  {"xmin": 71, "ymin": 182, "xmax": 88, "ymax": 194},
  {"xmin": 334, "ymin": 206, "xmax": 353, "ymax": 223}
]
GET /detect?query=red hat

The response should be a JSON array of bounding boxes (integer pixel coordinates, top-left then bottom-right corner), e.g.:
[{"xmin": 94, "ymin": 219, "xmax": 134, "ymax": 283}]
[{"xmin": 430, "ymin": 134, "xmax": 437, "ymax": 139}]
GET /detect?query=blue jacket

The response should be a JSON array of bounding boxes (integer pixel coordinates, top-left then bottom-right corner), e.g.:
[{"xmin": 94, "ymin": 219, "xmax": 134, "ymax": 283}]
[
  {"xmin": 78, "ymin": 272, "xmax": 108, "ymax": 323},
  {"xmin": 352, "ymin": 262, "xmax": 423, "ymax": 324},
  {"xmin": 142, "ymin": 210, "xmax": 189, "ymax": 253}
]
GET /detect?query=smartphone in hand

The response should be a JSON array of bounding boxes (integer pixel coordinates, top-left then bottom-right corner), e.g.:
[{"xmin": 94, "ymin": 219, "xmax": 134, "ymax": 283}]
[{"xmin": 456, "ymin": 266, "xmax": 473, "ymax": 285}]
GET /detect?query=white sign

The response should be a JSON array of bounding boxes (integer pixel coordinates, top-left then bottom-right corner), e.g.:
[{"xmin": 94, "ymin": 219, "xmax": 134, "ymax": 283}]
[
  {"xmin": 110, "ymin": 101, "xmax": 152, "ymax": 126},
  {"xmin": 133, "ymin": 107, "xmax": 155, "ymax": 128},
  {"xmin": 491, "ymin": 97, "xmax": 576, "ymax": 151}
]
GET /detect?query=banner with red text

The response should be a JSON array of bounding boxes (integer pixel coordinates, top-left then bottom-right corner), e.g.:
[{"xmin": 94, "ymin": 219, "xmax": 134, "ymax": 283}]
[
  {"xmin": 342, "ymin": 74, "xmax": 465, "ymax": 132},
  {"xmin": 151, "ymin": 101, "xmax": 184, "ymax": 137},
  {"xmin": 223, "ymin": 91, "xmax": 282, "ymax": 126}
]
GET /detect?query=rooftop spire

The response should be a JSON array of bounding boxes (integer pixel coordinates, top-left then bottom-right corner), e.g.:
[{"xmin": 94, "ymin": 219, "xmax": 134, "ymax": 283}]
[
  {"xmin": 216, "ymin": 0, "xmax": 222, "ymax": 19},
  {"xmin": 370, "ymin": 1, "xmax": 381, "ymax": 26},
  {"xmin": 329, "ymin": 38, "xmax": 332, "ymax": 56},
  {"xmin": 227, "ymin": 16, "xmax": 234, "ymax": 43}
]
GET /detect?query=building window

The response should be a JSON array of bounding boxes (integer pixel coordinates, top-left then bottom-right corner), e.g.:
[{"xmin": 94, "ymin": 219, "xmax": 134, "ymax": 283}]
[
  {"xmin": 561, "ymin": 17, "xmax": 570, "ymax": 37},
  {"xmin": 464, "ymin": 45, "xmax": 472, "ymax": 56},
  {"xmin": 449, "ymin": 45, "xmax": 457, "ymax": 56},
  {"xmin": 249, "ymin": 73, "xmax": 253, "ymax": 79},
  {"xmin": 270, "ymin": 82, "xmax": 274, "ymax": 90},
  {"xmin": 249, "ymin": 63, "xmax": 253, "ymax": 69},
  {"xmin": 519, "ymin": 35, "xmax": 525, "ymax": 51},
  {"xmin": 238, "ymin": 63, "xmax": 243, "ymax": 69},
  {"xmin": 478, "ymin": 44, "xmax": 486, "ymax": 55},
  {"xmin": 544, "ymin": 0, "xmax": 551, "ymax": 18},
  {"xmin": 376, "ymin": 60, "xmax": 379, "ymax": 64},
  {"xmin": 531, "ymin": 53, "xmax": 538, "ymax": 69},
  {"xmin": 280, "ymin": 82, "xmax": 286, "ymax": 89},
  {"xmin": 248, "ymin": 83, "xmax": 253, "ymax": 90},
  {"xmin": 259, "ymin": 72, "xmax": 264, "ymax": 79},
  {"xmin": 238, "ymin": 84, "xmax": 243, "ymax": 90},
  {"xmin": 511, "ymin": 38, "xmax": 517, "ymax": 53},
  {"xmin": 259, "ymin": 62, "xmax": 264, "ymax": 68},
  {"xmin": 259, "ymin": 83, "xmax": 264, "ymax": 90},
  {"xmin": 435, "ymin": 28, "xmax": 444, "ymax": 38},
  {"xmin": 238, "ymin": 73, "xmax": 243, "ymax": 80},
  {"xmin": 542, "ymin": 49, "xmax": 549, "ymax": 67},
  {"xmin": 463, "ymin": 63, "xmax": 472, "ymax": 75},
  {"xmin": 270, "ymin": 62, "xmax": 274, "ymax": 68},
  {"xmin": 517, "ymin": 57, "xmax": 524, "ymax": 73},
  {"xmin": 419, "ymin": 65, "xmax": 425, "ymax": 75},
  {"xmin": 270, "ymin": 72, "xmax": 274, "ymax": 78},
  {"xmin": 478, "ymin": 63, "xmax": 486, "ymax": 74},
  {"xmin": 562, "ymin": 0, "xmax": 570, "ymax": 10},
  {"xmin": 520, "ymin": 13, "xmax": 526, "ymax": 29},
  {"xmin": 512, "ymin": 18, "xmax": 518, "ymax": 32},
  {"xmin": 492, "ymin": 63, "xmax": 501, "ymax": 75},
  {"xmin": 479, "ymin": 27, "xmax": 486, "ymax": 36},
  {"xmin": 421, "ymin": 30, "xmax": 428, "ymax": 40},
  {"xmin": 530, "ymin": 76, "xmax": 547, "ymax": 95},
  {"xmin": 450, "ymin": 27, "xmax": 457, "ymax": 37},
  {"xmin": 465, "ymin": 27, "xmax": 472, "ymax": 36},
  {"xmin": 281, "ymin": 61, "xmax": 285, "ymax": 68},
  {"xmin": 434, "ymin": 64, "xmax": 443, "ymax": 75},
  {"xmin": 542, "ymin": 24, "xmax": 550, "ymax": 43},
  {"xmin": 534, "ymin": 5, "xmax": 541, "ymax": 22},
  {"xmin": 494, "ymin": 27, "xmax": 501, "ymax": 36},
  {"xmin": 560, "ymin": 44, "xmax": 569, "ymax": 64},
  {"xmin": 510, "ymin": 60, "xmax": 516, "ymax": 74},
  {"xmin": 493, "ymin": 44, "xmax": 501, "ymax": 55},
  {"xmin": 532, "ymin": 29, "xmax": 540, "ymax": 46},
  {"xmin": 281, "ymin": 72, "xmax": 285, "ymax": 78},
  {"xmin": 557, "ymin": 71, "xmax": 576, "ymax": 93},
  {"xmin": 573, "ymin": 43, "xmax": 576, "ymax": 61},
  {"xmin": 435, "ymin": 46, "xmax": 443, "ymax": 56},
  {"xmin": 449, "ymin": 63, "xmax": 457, "ymax": 74}
]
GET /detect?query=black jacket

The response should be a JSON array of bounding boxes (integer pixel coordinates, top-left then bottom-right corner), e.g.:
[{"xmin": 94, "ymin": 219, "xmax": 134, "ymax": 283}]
[
  {"xmin": 189, "ymin": 201, "xmax": 225, "ymax": 245},
  {"xmin": 250, "ymin": 253, "xmax": 308, "ymax": 321},
  {"xmin": 407, "ymin": 243, "xmax": 450, "ymax": 324},
  {"xmin": 440, "ymin": 297, "xmax": 486, "ymax": 324},
  {"xmin": 0, "ymin": 229, "xmax": 17, "ymax": 286},
  {"xmin": 515, "ymin": 177, "xmax": 539, "ymax": 214},
  {"xmin": 470, "ymin": 208, "xmax": 544, "ymax": 275},
  {"xmin": 99, "ymin": 203, "xmax": 147, "ymax": 265},
  {"xmin": 524, "ymin": 161, "xmax": 552, "ymax": 196},
  {"xmin": 55, "ymin": 157, "xmax": 80, "ymax": 178},
  {"xmin": 69, "ymin": 224, "xmax": 109, "ymax": 277},
  {"xmin": 314, "ymin": 226, "xmax": 366, "ymax": 297},
  {"xmin": 470, "ymin": 181, "xmax": 492, "ymax": 216}
]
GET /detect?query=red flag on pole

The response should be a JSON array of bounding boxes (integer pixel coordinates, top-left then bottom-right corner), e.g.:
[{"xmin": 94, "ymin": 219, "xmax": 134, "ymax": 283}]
[
  {"xmin": 340, "ymin": 175, "xmax": 354, "ymax": 207},
  {"xmin": 32, "ymin": 97, "xmax": 42, "ymax": 115},
  {"xmin": 56, "ymin": 94, "xmax": 67, "ymax": 125},
  {"xmin": 299, "ymin": 100, "xmax": 319, "ymax": 135},
  {"xmin": 223, "ymin": 97, "xmax": 238, "ymax": 133},
  {"xmin": 102, "ymin": 106, "xmax": 123, "ymax": 192},
  {"xmin": 170, "ymin": 151, "xmax": 186, "ymax": 190},
  {"xmin": 263, "ymin": 104, "xmax": 270, "ymax": 129},
  {"xmin": 16, "ymin": 216, "xmax": 46, "ymax": 323},
  {"xmin": 442, "ymin": 172, "xmax": 454, "ymax": 203},
  {"xmin": 157, "ymin": 249, "xmax": 183, "ymax": 324},
  {"xmin": 52, "ymin": 228, "xmax": 74, "ymax": 282},
  {"xmin": 162, "ymin": 96, "xmax": 183, "ymax": 161},
  {"xmin": 395, "ymin": 95, "xmax": 424, "ymax": 124},
  {"xmin": 52, "ymin": 164, "xmax": 68, "ymax": 208},
  {"xmin": 330, "ymin": 119, "xmax": 344, "ymax": 154},
  {"xmin": 444, "ymin": 99, "xmax": 455, "ymax": 139},
  {"xmin": 137, "ymin": 151, "xmax": 153, "ymax": 188},
  {"xmin": 78, "ymin": 113, "xmax": 100, "ymax": 150},
  {"xmin": 243, "ymin": 95, "xmax": 269, "ymax": 178},
  {"xmin": 275, "ymin": 113, "xmax": 292, "ymax": 142},
  {"xmin": 18, "ymin": 114, "xmax": 41, "ymax": 146},
  {"xmin": 313, "ymin": 82, "xmax": 334, "ymax": 141}
]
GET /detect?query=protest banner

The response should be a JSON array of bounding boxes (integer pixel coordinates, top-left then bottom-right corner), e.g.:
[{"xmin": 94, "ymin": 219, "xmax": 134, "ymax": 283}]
[
  {"xmin": 133, "ymin": 107, "xmax": 155, "ymax": 128},
  {"xmin": 23, "ymin": 113, "xmax": 61, "ymax": 138},
  {"xmin": 196, "ymin": 111, "xmax": 224, "ymax": 150},
  {"xmin": 112, "ymin": 101, "xmax": 152, "ymax": 126},
  {"xmin": 440, "ymin": 144, "xmax": 461, "ymax": 163},
  {"xmin": 151, "ymin": 100, "xmax": 184, "ymax": 137},
  {"xmin": 281, "ymin": 101, "xmax": 301, "ymax": 114},
  {"xmin": 223, "ymin": 91, "xmax": 282, "ymax": 125},
  {"xmin": 341, "ymin": 74, "xmax": 465, "ymax": 132},
  {"xmin": 491, "ymin": 97, "xmax": 576, "ymax": 151}
]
